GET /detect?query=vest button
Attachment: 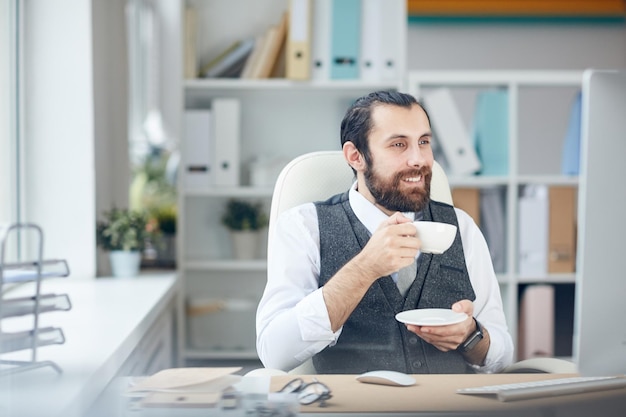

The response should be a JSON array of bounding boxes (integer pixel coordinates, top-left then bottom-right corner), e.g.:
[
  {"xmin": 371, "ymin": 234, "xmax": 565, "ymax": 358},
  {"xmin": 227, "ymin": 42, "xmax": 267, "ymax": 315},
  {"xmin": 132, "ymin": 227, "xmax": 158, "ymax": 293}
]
[
  {"xmin": 412, "ymin": 360, "xmax": 422, "ymax": 368},
  {"xmin": 409, "ymin": 337, "xmax": 418, "ymax": 345}
]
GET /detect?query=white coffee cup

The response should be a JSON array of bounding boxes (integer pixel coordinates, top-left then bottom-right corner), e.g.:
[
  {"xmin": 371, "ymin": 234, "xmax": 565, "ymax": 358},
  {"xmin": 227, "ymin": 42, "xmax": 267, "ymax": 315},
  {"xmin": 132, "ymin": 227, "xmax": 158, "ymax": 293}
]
[{"xmin": 412, "ymin": 221, "xmax": 457, "ymax": 254}]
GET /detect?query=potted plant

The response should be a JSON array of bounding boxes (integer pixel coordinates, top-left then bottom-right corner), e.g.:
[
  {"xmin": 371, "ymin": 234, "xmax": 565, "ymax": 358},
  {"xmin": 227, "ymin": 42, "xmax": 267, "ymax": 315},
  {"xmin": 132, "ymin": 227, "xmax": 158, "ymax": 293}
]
[
  {"xmin": 221, "ymin": 199, "xmax": 268, "ymax": 259},
  {"xmin": 152, "ymin": 205, "xmax": 177, "ymax": 267},
  {"xmin": 96, "ymin": 207, "xmax": 153, "ymax": 277}
]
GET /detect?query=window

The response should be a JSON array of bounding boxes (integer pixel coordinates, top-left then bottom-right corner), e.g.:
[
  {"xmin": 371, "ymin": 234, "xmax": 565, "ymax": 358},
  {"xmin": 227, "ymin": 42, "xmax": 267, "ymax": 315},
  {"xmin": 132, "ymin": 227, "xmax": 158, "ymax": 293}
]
[{"xmin": 0, "ymin": 0, "xmax": 19, "ymax": 229}]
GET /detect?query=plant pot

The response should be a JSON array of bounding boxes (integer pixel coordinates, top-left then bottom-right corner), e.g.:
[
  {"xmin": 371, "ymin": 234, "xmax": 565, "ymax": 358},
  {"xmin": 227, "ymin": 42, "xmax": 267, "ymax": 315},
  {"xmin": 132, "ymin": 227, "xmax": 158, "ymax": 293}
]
[
  {"xmin": 229, "ymin": 230, "xmax": 260, "ymax": 260},
  {"xmin": 109, "ymin": 250, "xmax": 141, "ymax": 277}
]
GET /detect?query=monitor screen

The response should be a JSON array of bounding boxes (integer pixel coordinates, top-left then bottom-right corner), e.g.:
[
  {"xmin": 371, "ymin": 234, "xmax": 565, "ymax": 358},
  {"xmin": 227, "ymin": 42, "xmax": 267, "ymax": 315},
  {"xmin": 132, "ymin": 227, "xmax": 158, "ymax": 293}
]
[{"xmin": 573, "ymin": 69, "xmax": 626, "ymax": 377}]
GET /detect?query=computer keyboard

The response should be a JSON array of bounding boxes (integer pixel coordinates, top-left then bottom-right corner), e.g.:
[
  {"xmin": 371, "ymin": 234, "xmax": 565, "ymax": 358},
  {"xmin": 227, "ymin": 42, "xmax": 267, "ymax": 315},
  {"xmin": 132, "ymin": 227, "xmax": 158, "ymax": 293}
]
[{"xmin": 457, "ymin": 375, "xmax": 626, "ymax": 402}]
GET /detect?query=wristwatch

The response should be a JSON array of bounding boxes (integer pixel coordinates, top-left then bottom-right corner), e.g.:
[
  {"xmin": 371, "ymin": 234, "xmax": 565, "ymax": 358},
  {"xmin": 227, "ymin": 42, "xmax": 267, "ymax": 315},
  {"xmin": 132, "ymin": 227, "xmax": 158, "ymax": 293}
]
[{"xmin": 458, "ymin": 317, "xmax": 483, "ymax": 353}]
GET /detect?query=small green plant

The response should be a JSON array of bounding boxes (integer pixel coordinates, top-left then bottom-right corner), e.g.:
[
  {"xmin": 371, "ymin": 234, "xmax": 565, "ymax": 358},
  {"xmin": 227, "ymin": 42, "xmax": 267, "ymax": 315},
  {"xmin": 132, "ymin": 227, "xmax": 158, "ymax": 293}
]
[
  {"xmin": 152, "ymin": 205, "xmax": 177, "ymax": 236},
  {"xmin": 96, "ymin": 207, "xmax": 153, "ymax": 251},
  {"xmin": 221, "ymin": 199, "xmax": 268, "ymax": 231}
]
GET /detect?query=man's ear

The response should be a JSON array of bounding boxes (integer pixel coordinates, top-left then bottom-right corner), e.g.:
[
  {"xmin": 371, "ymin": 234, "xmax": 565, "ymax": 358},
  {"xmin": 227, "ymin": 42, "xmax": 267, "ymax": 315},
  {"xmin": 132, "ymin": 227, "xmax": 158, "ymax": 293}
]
[{"xmin": 343, "ymin": 142, "xmax": 365, "ymax": 172}]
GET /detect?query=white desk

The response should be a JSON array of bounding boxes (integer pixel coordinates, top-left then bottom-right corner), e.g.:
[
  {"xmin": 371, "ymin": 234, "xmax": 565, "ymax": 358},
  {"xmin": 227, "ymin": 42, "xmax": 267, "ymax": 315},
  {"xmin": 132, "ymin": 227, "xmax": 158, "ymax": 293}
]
[{"xmin": 0, "ymin": 273, "xmax": 178, "ymax": 417}]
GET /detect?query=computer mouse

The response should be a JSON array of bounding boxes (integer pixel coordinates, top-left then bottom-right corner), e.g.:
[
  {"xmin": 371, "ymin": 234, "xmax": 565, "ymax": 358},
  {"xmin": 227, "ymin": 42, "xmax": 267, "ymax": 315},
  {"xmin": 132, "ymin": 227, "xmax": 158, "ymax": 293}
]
[{"xmin": 355, "ymin": 370, "xmax": 417, "ymax": 387}]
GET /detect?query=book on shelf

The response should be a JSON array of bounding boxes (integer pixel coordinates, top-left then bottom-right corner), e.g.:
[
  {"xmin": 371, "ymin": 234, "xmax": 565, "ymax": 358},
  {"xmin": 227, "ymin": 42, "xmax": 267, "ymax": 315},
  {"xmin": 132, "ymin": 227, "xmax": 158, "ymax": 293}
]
[
  {"xmin": 251, "ymin": 11, "xmax": 288, "ymax": 79},
  {"xmin": 201, "ymin": 38, "xmax": 255, "ymax": 79},
  {"xmin": 183, "ymin": 6, "xmax": 198, "ymax": 79}
]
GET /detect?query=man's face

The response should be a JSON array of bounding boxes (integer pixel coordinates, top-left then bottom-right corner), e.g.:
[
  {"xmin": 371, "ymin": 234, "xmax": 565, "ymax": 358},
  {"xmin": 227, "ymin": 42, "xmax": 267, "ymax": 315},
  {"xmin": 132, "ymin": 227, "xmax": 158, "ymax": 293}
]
[{"xmin": 361, "ymin": 104, "xmax": 434, "ymax": 214}]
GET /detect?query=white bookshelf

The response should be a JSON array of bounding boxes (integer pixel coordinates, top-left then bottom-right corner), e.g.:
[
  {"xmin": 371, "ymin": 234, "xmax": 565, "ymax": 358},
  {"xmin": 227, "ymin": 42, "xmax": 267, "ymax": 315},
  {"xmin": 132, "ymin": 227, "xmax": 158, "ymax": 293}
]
[
  {"xmin": 408, "ymin": 70, "xmax": 583, "ymax": 359},
  {"xmin": 173, "ymin": 0, "xmax": 407, "ymax": 362}
]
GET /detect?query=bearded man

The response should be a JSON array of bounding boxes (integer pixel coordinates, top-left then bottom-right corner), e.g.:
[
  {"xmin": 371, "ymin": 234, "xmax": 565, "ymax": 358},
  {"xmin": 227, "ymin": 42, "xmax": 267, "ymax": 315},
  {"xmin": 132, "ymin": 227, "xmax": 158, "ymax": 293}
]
[{"xmin": 256, "ymin": 90, "xmax": 513, "ymax": 374}]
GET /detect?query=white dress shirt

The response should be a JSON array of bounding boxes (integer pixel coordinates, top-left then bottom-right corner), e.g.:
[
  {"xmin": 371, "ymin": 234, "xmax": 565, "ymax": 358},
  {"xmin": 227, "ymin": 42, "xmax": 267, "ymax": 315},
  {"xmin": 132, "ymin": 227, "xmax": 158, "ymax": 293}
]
[{"xmin": 256, "ymin": 183, "xmax": 514, "ymax": 373}]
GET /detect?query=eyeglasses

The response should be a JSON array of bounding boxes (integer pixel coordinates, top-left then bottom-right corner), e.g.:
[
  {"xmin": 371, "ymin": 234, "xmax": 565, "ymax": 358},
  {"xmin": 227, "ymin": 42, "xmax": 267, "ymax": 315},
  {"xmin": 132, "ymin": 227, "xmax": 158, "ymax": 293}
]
[{"xmin": 277, "ymin": 377, "xmax": 332, "ymax": 407}]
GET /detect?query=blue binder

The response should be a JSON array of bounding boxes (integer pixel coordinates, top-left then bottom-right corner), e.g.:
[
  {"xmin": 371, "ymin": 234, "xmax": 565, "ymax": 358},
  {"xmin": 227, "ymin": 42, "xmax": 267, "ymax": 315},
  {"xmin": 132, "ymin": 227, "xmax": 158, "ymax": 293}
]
[
  {"xmin": 561, "ymin": 91, "xmax": 582, "ymax": 175},
  {"xmin": 471, "ymin": 89, "xmax": 509, "ymax": 176},
  {"xmin": 330, "ymin": 0, "xmax": 361, "ymax": 79}
]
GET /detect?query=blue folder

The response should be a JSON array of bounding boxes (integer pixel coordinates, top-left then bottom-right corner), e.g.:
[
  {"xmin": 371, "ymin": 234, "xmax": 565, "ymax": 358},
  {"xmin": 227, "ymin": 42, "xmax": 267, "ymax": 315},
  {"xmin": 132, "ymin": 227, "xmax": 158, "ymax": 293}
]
[
  {"xmin": 471, "ymin": 89, "xmax": 509, "ymax": 176},
  {"xmin": 330, "ymin": 0, "xmax": 361, "ymax": 79},
  {"xmin": 561, "ymin": 91, "xmax": 582, "ymax": 175}
]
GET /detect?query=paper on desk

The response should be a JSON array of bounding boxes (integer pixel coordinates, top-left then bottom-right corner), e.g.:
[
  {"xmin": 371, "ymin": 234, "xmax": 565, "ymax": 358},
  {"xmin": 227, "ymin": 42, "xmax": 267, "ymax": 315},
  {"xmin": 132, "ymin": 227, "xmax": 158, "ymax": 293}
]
[{"xmin": 127, "ymin": 367, "xmax": 242, "ymax": 393}]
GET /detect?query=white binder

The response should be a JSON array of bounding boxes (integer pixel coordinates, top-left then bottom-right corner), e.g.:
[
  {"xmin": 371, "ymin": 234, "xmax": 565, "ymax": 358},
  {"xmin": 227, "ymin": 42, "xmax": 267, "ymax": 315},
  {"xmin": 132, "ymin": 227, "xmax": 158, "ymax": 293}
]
[
  {"xmin": 379, "ymin": 0, "xmax": 404, "ymax": 81},
  {"xmin": 360, "ymin": 0, "xmax": 382, "ymax": 81},
  {"xmin": 422, "ymin": 88, "xmax": 481, "ymax": 175},
  {"xmin": 518, "ymin": 185, "xmax": 549, "ymax": 276},
  {"xmin": 183, "ymin": 110, "xmax": 213, "ymax": 191},
  {"xmin": 310, "ymin": 0, "xmax": 331, "ymax": 81},
  {"xmin": 212, "ymin": 98, "xmax": 240, "ymax": 187}
]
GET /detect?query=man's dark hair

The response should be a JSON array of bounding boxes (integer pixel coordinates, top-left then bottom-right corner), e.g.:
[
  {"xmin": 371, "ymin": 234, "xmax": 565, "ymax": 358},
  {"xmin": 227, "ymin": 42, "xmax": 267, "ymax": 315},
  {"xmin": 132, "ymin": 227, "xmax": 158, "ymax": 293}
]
[{"xmin": 340, "ymin": 90, "xmax": 430, "ymax": 168}]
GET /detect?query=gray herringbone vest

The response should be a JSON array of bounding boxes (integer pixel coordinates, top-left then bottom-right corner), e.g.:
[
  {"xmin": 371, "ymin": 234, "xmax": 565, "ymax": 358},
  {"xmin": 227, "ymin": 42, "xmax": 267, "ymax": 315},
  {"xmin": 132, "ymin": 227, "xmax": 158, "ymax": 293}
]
[{"xmin": 312, "ymin": 191, "xmax": 476, "ymax": 374}]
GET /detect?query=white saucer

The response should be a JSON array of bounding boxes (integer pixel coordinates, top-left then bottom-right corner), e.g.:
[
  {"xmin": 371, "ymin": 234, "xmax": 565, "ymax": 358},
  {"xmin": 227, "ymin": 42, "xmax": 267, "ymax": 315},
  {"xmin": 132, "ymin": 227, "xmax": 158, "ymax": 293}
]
[{"xmin": 395, "ymin": 308, "xmax": 468, "ymax": 326}]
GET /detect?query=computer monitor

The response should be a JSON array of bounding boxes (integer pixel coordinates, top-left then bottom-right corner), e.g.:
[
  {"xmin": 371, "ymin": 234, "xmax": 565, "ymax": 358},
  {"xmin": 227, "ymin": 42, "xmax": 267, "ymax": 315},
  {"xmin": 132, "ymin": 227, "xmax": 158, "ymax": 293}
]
[{"xmin": 573, "ymin": 69, "xmax": 626, "ymax": 377}]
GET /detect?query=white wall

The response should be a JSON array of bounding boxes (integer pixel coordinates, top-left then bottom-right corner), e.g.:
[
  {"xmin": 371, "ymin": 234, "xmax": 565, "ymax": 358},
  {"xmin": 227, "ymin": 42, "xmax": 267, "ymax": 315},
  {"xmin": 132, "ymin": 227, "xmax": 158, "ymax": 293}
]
[{"xmin": 407, "ymin": 23, "xmax": 626, "ymax": 70}]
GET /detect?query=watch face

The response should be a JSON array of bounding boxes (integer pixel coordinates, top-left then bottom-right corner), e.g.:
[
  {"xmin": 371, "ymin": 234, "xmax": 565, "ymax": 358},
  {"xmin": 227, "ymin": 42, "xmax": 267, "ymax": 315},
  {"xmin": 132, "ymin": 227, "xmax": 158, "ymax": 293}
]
[{"xmin": 460, "ymin": 319, "xmax": 483, "ymax": 352}]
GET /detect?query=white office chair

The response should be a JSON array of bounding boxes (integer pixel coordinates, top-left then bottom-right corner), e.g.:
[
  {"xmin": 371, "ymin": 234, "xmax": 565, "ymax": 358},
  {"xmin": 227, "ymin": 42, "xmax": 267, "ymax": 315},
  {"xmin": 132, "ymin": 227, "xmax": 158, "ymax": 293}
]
[{"xmin": 252, "ymin": 150, "xmax": 573, "ymax": 376}]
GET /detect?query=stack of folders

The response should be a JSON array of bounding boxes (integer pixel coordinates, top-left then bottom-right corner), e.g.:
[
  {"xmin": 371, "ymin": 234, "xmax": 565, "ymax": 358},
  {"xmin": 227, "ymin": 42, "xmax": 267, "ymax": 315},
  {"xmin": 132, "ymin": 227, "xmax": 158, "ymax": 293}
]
[
  {"xmin": 193, "ymin": 0, "xmax": 405, "ymax": 82},
  {"xmin": 183, "ymin": 99, "xmax": 241, "ymax": 191}
]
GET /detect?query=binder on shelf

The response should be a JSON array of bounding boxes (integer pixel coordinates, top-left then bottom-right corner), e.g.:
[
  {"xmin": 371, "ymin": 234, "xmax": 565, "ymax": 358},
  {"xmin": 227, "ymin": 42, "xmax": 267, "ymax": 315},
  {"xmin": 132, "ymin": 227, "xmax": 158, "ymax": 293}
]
[
  {"xmin": 451, "ymin": 187, "xmax": 481, "ymax": 227},
  {"xmin": 183, "ymin": 110, "xmax": 213, "ymax": 191},
  {"xmin": 310, "ymin": 0, "xmax": 331, "ymax": 81},
  {"xmin": 548, "ymin": 186, "xmax": 577, "ymax": 273},
  {"xmin": 183, "ymin": 6, "xmax": 198, "ymax": 79},
  {"xmin": 330, "ymin": 0, "xmax": 361, "ymax": 79},
  {"xmin": 518, "ymin": 284, "xmax": 555, "ymax": 360},
  {"xmin": 561, "ymin": 91, "xmax": 582, "ymax": 175},
  {"xmin": 286, "ymin": 0, "xmax": 312, "ymax": 80},
  {"xmin": 360, "ymin": 0, "xmax": 403, "ymax": 82},
  {"xmin": 480, "ymin": 187, "xmax": 506, "ymax": 273},
  {"xmin": 422, "ymin": 88, "xmax": 481, "ymax": 175},
  {"xmin": 360, "ymin": 0, "xmax": 382, "ymax": 81},
  {"xmin": 518, "ymin": 185, "xmax": 549, "ymax": 277},
  {"xmin": 212, "ymin": 98, "xmax": 241, "ymax": 187},
  {"xmin": 472, "ymin": 89, "xmax": 509, "ymax": 175}
]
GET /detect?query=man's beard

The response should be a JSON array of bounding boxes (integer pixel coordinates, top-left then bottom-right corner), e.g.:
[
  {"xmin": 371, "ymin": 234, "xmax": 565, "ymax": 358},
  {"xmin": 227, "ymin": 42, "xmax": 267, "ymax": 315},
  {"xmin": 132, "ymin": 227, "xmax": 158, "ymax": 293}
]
[{"xmin": 364, "ymin": 163, "xmax": 432, "ymax": 213}]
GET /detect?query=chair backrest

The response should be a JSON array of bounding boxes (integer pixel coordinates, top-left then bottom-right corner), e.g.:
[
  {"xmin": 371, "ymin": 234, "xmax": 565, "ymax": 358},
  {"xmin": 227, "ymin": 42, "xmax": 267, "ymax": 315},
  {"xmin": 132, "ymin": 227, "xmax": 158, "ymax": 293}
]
[{"xmin": 269, "ymin": 150, "xmax": 453, "ymax": 236}]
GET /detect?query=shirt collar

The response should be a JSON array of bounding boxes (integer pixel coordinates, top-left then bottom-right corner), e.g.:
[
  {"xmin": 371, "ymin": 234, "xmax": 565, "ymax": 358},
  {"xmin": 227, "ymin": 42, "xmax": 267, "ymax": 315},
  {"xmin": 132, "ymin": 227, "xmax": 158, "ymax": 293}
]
[{"xmin": 348, "ymin": 181, "xmax": 416, "ymax": 235}]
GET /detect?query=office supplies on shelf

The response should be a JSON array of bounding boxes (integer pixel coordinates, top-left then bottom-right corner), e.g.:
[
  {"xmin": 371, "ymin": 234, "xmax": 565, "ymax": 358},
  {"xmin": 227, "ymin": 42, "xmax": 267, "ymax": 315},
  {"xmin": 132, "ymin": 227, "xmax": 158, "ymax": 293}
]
[
  {"xmin": 561, "ymin": 91, "xmax": 582, "ymax": 175},
  {"xmin": 330, "ymin": 0, "xmax": 361, "ymax": 79},
  {"xmin": 457, "ymin": 375, "xmax": 626, "ymax": 402},
  {"xmin": 518, "ymin": 284, "xmax": 555, "ymax": 360},
  {"xmin": 548, "ymin": 186, "xmax": 577, "ymax": 273},
  {"xmin": 202, "ymin": 38, "xmax": 255, "ymax": 79},
  {"xmin": 212, "ymin": 98, "xmax": 241, "ymax": 187},
  {"xmin": 518, "ymin": 185, "xmax": 549, "ymax": 276},
  {"xmin": 286, "ymin": 0, "xmax": 311, "ymax": 80},
  {"xmin": 422, "ymin": 88, "xmax": 481, "ymax": 175},
  {"xmin": 1, "ymin": 223, "xmax": 71, "ymax": 376},
  {"xmin": 310, "ymin": 0, "xmax": 331, "ymax": 81},
  {"xmin": 471, "ymin": 89, "xmax": 509, "ymax": 175},
  {"xmin": 183, "ymin": 109, "xmax": 213, "ymax": 191}
]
